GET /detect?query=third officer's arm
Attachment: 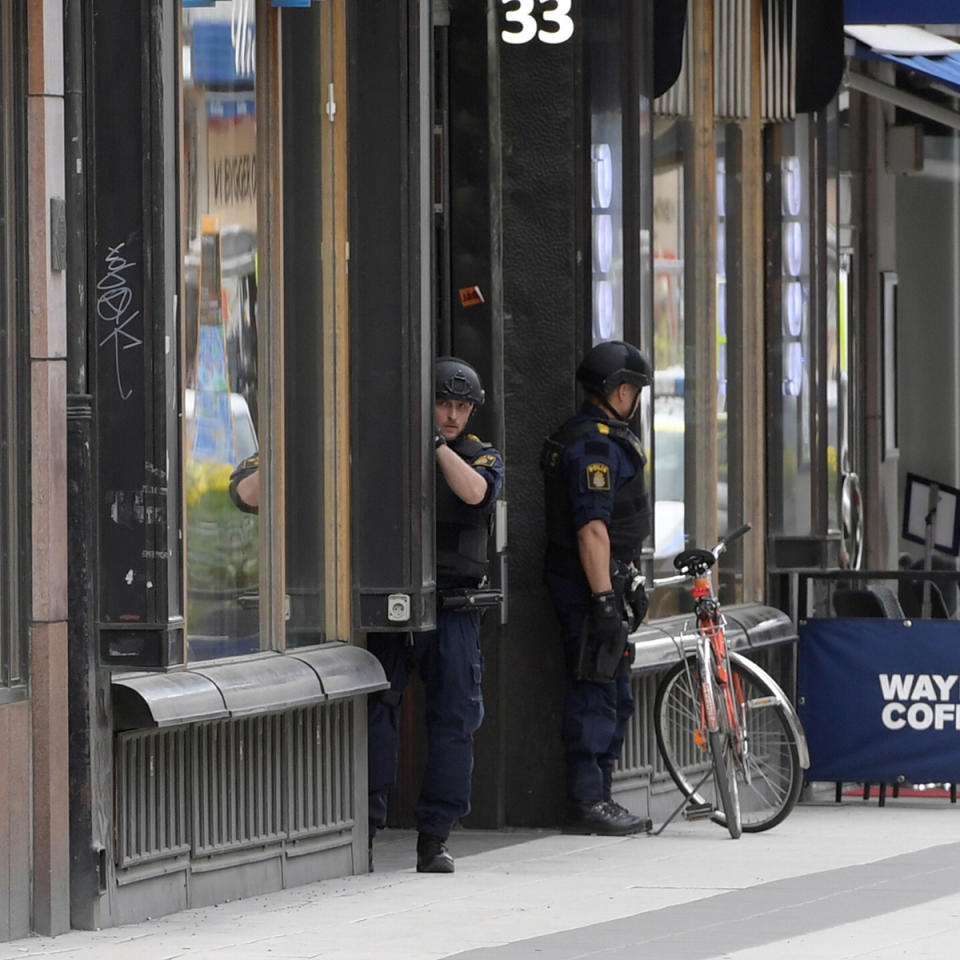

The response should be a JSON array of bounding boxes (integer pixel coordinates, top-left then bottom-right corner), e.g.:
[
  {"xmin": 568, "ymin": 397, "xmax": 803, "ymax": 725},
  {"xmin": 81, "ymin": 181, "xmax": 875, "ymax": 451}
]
[
  {"xmin": 577, "ymin": 519, "xmax": 613, "ymax": 594},
  {"xmin": 436, "ymin": 443, "xmax": 489, "ymax": 505},
  {"xmin": 566, "ymin": 437, "xmax": 622, "ymax": 594}
]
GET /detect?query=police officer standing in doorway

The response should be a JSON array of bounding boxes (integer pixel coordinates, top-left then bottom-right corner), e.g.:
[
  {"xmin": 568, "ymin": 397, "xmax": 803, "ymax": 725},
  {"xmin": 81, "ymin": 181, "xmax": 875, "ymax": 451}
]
[
  {"xmin": 368, "ymin": 357, "xmax": 504, "ymax": 873},
  {"xmin": 541, "ymin": 340, "xmax": 653, "ymax": 835}
]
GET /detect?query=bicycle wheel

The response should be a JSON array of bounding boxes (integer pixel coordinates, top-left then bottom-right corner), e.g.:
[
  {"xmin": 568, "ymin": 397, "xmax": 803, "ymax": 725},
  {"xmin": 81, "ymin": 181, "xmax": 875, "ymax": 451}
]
[
  {"xmin": 655, "ymin": 657, "xmax": 802, "ymax": 833},
  {"xmin": 710, "ymin": 653, "xmax": 742, "ymax": 838},
  {"xmin": 708, "ymin": 727, "xmax": 741, "ymax": 839}
]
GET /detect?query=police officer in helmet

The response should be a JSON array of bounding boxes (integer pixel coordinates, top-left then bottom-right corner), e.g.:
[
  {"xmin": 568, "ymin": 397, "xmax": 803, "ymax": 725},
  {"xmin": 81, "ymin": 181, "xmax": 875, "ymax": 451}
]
[
  {"xmin": 368, "ymin": 357, "xmax": 504, "ymax": 872},
  {"xmin": 541, "ymin": 340, "xmax": 652, "ymax": 835}
]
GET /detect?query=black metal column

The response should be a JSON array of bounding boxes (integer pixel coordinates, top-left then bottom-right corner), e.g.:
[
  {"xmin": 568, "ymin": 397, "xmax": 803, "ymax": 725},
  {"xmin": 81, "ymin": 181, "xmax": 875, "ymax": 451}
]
[
  {"xmin": 349, "ymin": 0, "xmax": 436, "ymax": 632},
  {"xmin": 90, "ymin": 0, "xmax": 182, "ymax": 667}
]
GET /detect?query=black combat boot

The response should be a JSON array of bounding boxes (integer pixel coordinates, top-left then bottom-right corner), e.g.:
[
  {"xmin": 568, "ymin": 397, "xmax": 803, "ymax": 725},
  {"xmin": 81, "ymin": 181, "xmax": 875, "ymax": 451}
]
[
  {"xmin": 416, "ymin": 833, "xmax": 455, "ymax": 873},
  {"xmin": 563, "ymin": 799, "xmax": 650, "ymax": 836},
  {"xmin": 599, "ymin": 760, "xmax": 653, "ymax": 834}
]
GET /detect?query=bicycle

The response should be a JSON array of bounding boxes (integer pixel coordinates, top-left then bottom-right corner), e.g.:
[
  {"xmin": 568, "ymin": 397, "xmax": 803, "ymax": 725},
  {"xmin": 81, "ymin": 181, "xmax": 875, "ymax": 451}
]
[{"xmin": 648, "ymin": 524, "xmax": 809, "ymax": 838}]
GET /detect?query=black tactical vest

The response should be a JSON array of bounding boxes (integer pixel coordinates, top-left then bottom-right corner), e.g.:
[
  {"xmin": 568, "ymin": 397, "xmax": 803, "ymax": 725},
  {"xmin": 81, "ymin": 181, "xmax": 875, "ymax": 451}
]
[
  {"xmin": 437, "ymin": 434, "xmax": 494, "ymax": 585},
  {"xmin": 541, "ymin": 417, "xmax": 650, "ymax": 581}
]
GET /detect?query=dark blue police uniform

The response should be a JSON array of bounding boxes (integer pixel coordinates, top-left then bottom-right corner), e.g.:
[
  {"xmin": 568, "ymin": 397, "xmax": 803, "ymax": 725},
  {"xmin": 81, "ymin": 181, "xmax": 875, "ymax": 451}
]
[
  {"xmin": 368, "ymin": 433, "xmax": 503, "ymax": 842},
  {"xmin": 542, "ymin": 401, "xmax": 650, "ymax": 805}
]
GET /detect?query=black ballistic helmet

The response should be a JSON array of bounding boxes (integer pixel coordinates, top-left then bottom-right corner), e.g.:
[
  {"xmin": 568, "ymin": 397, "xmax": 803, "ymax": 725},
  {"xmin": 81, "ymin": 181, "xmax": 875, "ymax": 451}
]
[
  {"xmin": 576, "ymin": 340, "xmax": 652, "ymax": 398},
  {"xmin": 436, "ymin": 356, "xmax": 485, "ymax": 407}
]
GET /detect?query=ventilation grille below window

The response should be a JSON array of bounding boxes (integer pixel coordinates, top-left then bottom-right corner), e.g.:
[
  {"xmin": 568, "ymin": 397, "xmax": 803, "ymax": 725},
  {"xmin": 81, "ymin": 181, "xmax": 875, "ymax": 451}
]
[{"xmin": 116, "ymin": 701, "xmax": 355, "ymax": 870}]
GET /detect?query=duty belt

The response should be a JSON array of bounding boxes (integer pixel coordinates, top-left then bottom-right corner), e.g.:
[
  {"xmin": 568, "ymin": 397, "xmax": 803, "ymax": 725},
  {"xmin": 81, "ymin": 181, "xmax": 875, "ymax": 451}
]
[{"xmin": 438, "ymin": 588, "xmax": 503, "ymax": 611}]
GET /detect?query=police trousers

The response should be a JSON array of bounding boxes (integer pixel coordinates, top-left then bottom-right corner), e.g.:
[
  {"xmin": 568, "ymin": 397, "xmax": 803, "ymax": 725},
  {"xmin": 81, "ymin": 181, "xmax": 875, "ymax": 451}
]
[
  {"xmin": 545, "ymin": 571, "xmax": 635, "ymax": 804},
  {"xmin": 367, "ymin": 609, "xmax": 484, "ymax": 840}
]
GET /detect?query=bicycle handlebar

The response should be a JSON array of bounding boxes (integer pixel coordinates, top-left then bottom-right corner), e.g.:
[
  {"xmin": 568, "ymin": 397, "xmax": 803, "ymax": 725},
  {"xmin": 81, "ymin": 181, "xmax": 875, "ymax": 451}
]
[
  {"xmin": 651, "ymin": 523, "xmax": 753, "ymax": 589},
  {"xmin": 714, "ymin": 522, "xmax": 752, "ymax": 558}
]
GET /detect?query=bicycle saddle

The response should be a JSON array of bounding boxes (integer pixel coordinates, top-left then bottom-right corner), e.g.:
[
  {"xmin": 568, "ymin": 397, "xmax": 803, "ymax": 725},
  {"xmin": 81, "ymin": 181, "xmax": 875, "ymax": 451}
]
[{"xmin": 673, "ymin": 548, "xmax": 716, "ymax": 575}]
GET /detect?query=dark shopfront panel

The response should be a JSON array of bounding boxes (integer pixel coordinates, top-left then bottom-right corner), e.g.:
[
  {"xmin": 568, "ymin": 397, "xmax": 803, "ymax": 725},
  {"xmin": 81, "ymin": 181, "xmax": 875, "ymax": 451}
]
[
  {"xmin": 764, "ymin": 104, "xmax": 847, "ymax": 582},
  {"xmin": 417, "ymin": 0, "xmax": 659, "ymax": 829}
]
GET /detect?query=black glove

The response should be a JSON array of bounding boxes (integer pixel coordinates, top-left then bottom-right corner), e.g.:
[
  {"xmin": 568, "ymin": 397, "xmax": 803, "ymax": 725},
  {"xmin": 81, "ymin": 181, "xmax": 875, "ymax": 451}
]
[
  {"xmin": 626, "ymin": 575, "xmax": 649, "ymax": 630},
  {"xmin": 435, "ymin": 430, "xmax": 447, "ymax": 449},
  {"xmin": 588, "ymin": 590, "xmax": 622, "ymax": 646}
]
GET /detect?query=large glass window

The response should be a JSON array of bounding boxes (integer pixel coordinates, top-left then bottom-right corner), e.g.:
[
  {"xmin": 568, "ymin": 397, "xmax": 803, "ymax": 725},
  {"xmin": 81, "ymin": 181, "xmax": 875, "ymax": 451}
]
[
  {"xmin": 715, "ymin": 123, "xmax": 745, "ymax": 600},
  {"xmin": 652, "ymin": 120, "xmax": 685, "ymax": 571},
  {"xmin": 771, "ymin": 117, "xmax": 813, "ymax": 536},
  {"xmin": 716, "ymin": 133, "xmax": 729, "ymax": 549},
  {"xmin": 181, "ymin": 0, "xmax": 345, "ymax": 660},
  {"xmin": 586, "ymin": 0, "xmax": 625, "ymax": 345},
  {"xmin": 182, "ymin": 0, "xmax": 262, "ymax": 661},
  {"xmin": 0, "ymin": 0, "xmax": 25, "ymax": 694},
  {"xmin": 651, "ymin": 118, "xmax": 744, "ymax": 602}
]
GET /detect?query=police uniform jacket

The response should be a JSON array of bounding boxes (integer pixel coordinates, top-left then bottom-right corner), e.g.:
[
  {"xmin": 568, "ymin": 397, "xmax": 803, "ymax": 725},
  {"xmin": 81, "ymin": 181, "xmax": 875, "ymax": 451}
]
[
  {"xmin": 437, "ymin": 433, "xmax": 504, "ymax": 588},
  {"xmin": 542, "ymin": 401, "xmax": 650, "ymax": 588}
]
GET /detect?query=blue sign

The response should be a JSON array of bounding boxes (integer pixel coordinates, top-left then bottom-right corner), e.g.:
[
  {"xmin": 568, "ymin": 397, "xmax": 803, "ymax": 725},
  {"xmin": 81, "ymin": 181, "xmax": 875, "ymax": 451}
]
[
  {"xmin": 798, "ymin": 618, "xmax": 960, "ymax": 783},
  {"xmin": 844, "ymin": 0, "xmax": 960, "ymax": 24},
  {"xmin": 191, "ymin": 324, "xmax": 236, "ymax": 464}
]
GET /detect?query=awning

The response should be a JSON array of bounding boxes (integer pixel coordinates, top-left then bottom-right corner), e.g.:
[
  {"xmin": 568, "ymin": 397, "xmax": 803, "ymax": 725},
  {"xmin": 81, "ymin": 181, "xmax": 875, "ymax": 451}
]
[
  {"xmin": 845, "ymin": 24, "xmax": 960, "ymax": 132},
  {"xmin": 847, "ymin": 24, "xmax": 960, "ymax": 94},
  {"xmin": 844, "ymin": 0, "xmax": 960, "ymax": 25},
  {"xmin": 112, "ymin": 641, "xmax": 388, "ymax": 731}
]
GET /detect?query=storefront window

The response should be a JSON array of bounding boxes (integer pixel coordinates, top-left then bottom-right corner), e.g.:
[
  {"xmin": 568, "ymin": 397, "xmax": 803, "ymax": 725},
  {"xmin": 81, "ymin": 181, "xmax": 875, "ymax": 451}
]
[
  {"xmin": 181, "ymin": 1, "xmax": 344, "ymax": 658},
  {"xmin": 586, "ymin": 0, "xmax": 625, "ymax": 344},
  {"xmin": 715, "ymin": 124, "xmax": 745, "ymax": 600},
  {"xmin": 825, "ymin": 100, "xmax": 840, "ymax": 534},
  {"xmin": 716, "ymin": 141, "xmax": 729, "ymax": 544},
  {"xmin": 772, "ymin": 117, "xmax": 813, "ymax": 536},
  {"xmin": 182, "ymin": 0, "xmax": 262, "ymax": 661},
  {"xmin": 652, "ymin": 122, "xmax": 685, "ymax": 570}
]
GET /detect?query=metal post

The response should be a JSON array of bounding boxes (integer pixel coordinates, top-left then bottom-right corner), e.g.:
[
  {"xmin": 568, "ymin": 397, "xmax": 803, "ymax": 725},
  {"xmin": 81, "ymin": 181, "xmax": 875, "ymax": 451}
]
[{"xmin": 922, "ymin": 482, "xmax": 938, "ymax": 619}]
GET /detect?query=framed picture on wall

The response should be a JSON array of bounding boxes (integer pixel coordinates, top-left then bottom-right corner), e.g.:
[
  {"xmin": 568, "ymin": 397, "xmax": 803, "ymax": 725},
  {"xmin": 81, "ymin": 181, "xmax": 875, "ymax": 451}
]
[{"xmin": 882, "ymin": 271, "xmax": 898, "ymax": 460}]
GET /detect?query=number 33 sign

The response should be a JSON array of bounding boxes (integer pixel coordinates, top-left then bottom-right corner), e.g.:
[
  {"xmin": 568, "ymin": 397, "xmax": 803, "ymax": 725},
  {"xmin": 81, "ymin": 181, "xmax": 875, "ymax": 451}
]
[{"xmin": 501, "ymin": 0, "xmax": 574, "ymax": 45}]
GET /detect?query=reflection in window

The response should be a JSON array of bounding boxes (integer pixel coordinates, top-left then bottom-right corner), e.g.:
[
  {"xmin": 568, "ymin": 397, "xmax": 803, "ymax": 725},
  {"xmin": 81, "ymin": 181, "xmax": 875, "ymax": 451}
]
[
  {"xmin": 716, "ymin": 147, "xmax": 728, "ymax": 543},
  {"xmin": 182, "ymin": 1, "xmax": 261, "ymax": 661},
  {"xmin": 590, "ymin": 138, "xmax": 623, "ymax": 342},
  {"xmin": 653, "ymin": 153, "xmax": 685, "ymax": 567},
  {"xmin": 774, "ymin": 119, "xmax": 813, "ymax": 535},
  {"xmin": 586, "ymin": 0, "xmax": 624, "ymax": 345}
]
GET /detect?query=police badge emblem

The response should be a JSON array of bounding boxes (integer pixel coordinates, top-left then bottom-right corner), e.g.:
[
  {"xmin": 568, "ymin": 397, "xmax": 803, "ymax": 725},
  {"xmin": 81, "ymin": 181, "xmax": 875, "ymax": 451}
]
[{"xmin": 586, "ymin": 462, "xmax": 611, "ymax": 491}]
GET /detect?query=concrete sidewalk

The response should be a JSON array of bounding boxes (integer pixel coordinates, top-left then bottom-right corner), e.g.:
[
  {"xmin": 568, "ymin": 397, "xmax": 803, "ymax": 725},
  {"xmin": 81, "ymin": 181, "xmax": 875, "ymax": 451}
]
[{"xmin": 3, "ymin": 795, "xmax": 960, "ymax": 960}]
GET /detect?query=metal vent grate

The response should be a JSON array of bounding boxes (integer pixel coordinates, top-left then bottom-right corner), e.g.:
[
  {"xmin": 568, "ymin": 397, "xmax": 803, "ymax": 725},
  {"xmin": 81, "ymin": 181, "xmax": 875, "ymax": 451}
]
[
  {"xmin": 192, "ymin": 715, "xmax": 285, "ymax": 857},
  {"xmin": 116, "ymin": 702, "xmax": 355, "ymax": 870},
  {"xmin": 617, "ymin": 674, "xmax": 657, "ymax": 776},
  {"xmin": 762, "ymin": 0, "xmax": 796, "ymax": 122},
  {"xmin": 716, "ymin": 0, "xmax": 751, "ymax": 119},
  {"xmin": 116, "ymin": 728, "xmax": 191, "ymax": 869},
  {"xmin": 288, "ymin": 701, "xmax": 354, "ymax": 839}
]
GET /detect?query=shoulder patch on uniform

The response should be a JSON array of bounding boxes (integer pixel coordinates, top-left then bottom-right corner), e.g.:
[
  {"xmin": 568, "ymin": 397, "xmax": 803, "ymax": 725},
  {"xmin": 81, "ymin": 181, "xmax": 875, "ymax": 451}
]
[
  {"xmin": 585, "ymin": 462, "xmax": 611, "ymax": 491},
  {"xmin": 596, "ymin": 423, "xmax": 610, "ymax": 435},
  {"xmin": 465, "ymin": 433, "xmax": 491, "ymax": 447},
  {"xmin": 472, "ymin": 453, "xmax": 498, "ymax": 468}
]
